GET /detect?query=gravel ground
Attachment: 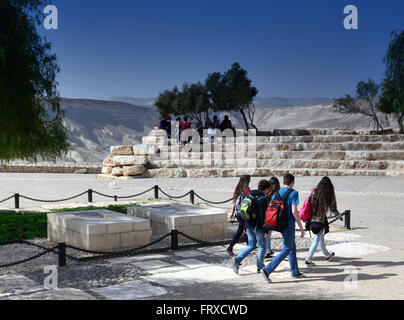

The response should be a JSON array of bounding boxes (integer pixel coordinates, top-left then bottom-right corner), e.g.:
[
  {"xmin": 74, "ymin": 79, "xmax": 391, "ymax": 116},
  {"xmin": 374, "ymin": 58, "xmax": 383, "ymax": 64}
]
[{"xmin": 0, "ymin": 221, "xmax": 344, "ymax": 293}]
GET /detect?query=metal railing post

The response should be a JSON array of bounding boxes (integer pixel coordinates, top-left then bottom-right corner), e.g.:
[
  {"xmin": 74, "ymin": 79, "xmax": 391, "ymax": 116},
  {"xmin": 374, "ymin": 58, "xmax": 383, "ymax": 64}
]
[
  {"xmin": 171, "ymin": 229, "xmax": 179, "ymax": 250},
  {"xmin": 88, "ymin": 189, "xmax": 93, "ymax": 203},
  {"xmin": 58, "ymin": 243, "xmax": 66, "ymax": 267},
  {"xmin": 154, "ymin": 185, "xmax": 159, "ymax": 199},
  {"xmin": 190, "ymin": 190, "xmax": 195, "ymax": 205},
  {"xmin": 344, "ymin": 210, "xmax": 351, "ymax": 230},
  {"xmin": 14, "ymin": 193, "xmax": 20, "ymax": 209}
]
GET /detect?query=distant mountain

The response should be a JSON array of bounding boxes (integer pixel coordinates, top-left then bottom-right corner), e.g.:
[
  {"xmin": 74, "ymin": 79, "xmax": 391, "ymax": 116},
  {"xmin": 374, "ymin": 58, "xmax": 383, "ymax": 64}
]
[
  {"xmin": 253, "ymin": 97, "xmax": 333, "ymax": 108},
  {"xmin": 7, "ymin": 97, "xmax": 397, "ymax": 167},
  {"xmin": 110, "ymin": 96, "xmax": 333, "ymax": 109},
  {"xmin": 110, "ymin": 97, "xmax": 156, "ymax": 109}
]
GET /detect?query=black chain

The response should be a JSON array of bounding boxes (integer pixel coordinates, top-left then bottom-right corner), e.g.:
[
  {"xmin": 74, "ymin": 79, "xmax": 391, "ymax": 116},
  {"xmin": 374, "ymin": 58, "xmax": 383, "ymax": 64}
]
[
  {"xmin": 0, "ymin": 246, "xmax": 57, "ymax": 268},
  {"xmin": 194, "ymin": 192, "xmax": 233, "ymax": 205},
  {"xmin": 91, "ymin": 190, "xmax": 115, "ymax": 199},
  {"xmin": 65, "ymin": 232, "xmax": 172, "ymax": 257},
  {"xmin": 0, "ymin": 195, "xmax": 14, "ymax": 204},
  {"xmin": 177, "ymin": 231, "xmax": 216, "ymax": 246},
  {"xmin": 158, "ymin": 187, "xmax": 191, "ymax": 199},
  {"xmin": 0, "ymin": 240, "xmax": 23, "ymax": 247},
  {"xmin": 19, "ymin": 191, "xmax": 88, "ymax": 203},
  {"xmin": 327, "ymin": 211, "xmax": 348, "ymax": 226},
  {"xmin": 92, "ymin": 187, "xmax": 154, "ymax": 199},
  {"xmin": 116, "ymin": 187, "xmax": 155, "ymax": 199}
]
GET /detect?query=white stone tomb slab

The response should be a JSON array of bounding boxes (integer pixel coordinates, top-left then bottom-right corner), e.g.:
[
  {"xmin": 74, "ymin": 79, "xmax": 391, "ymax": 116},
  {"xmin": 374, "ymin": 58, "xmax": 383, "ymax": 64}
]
[
  {"xmin": 128, "ymin": 203, "xmax": 227, "ymax": 240},
  {"xmin": 47, "ymin": 209, "xmax": 151, "ymax": 251}
]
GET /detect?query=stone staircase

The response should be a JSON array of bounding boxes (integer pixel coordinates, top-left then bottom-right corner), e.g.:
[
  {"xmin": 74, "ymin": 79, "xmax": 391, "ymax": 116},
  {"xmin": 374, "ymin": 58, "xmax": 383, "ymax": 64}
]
[{"xmin": 98, "ymin": 129, "xmax": 404, "ymax": 179}]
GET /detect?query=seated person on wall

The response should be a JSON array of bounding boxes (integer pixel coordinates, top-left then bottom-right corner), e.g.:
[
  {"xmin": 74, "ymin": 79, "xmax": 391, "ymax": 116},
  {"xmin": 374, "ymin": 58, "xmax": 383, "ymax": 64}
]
[
  {"xmin": 212, "ymin": 115, "xmax": 222, "ymax": 129},
  {"xmin": 158, "ymin": 115, "xmax": 171, "ymax": 138},
  {"xmin": 180, "ymin": 117, "xmax": 192, "ymax": 144},
  {"xmin": 207, "ymin": 123, "xmax": 217, "ymax": 142},
  {"xmin": 220, "ymin": 115, "xmax": 235, "ymax": 136}
]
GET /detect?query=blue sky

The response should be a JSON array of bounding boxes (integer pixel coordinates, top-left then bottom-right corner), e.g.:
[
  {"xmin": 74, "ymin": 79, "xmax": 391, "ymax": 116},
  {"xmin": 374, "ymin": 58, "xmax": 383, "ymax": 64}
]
[{"xmin": 41, "ymin": 0, "xmax": 404, "ymax": 100}]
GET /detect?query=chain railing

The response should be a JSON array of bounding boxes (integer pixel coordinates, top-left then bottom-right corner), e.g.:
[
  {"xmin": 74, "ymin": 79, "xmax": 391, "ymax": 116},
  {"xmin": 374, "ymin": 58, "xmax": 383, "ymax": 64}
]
[
  {"xmin": 0, "ymin": 229, "xmax": 236, "ymax": 269},
  {"xmin": 0, "ymin": 185, "xmax": 234, "ymax": 209},
  {"xmin": 0, "ymin": 208, "xmax": 351, "ymax": 269}
]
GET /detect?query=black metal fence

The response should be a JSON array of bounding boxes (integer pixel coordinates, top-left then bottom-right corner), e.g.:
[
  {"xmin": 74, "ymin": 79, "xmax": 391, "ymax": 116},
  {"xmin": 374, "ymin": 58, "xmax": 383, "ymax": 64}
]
[
  {"xmin": 0, "ymin": 185, "xmax": 234, "ymax": 209},
  {"xmin": 0, "ymin": 210, "xmax": 351, "ymax": 269},
  {"xmin": 0, "ymin": 229, "xmax": 236, "ymax": 269}
]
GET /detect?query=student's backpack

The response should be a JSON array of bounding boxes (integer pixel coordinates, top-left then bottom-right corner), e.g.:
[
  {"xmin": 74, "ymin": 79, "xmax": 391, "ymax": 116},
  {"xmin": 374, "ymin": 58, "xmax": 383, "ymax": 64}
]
[
  {"xmin": 264, "ymin": 189, "xmax": 294, "ymax": 232},
  {"xmin": 234, "ymin": 193, "xmax": 246, "ymax": 222},
  {"xmin": 299, "ymin": 188, "xmax": 315, "ymax": 223},
  {"xmin": 239, "ymin": 194, "xmax": 265, "ymax": 223}
]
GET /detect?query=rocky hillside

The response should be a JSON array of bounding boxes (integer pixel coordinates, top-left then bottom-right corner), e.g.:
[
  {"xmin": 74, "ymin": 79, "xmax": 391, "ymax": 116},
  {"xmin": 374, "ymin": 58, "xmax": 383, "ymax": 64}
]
[
  {"xmin": 4, "ymin": 98, "xmax": 399, "ymax": 168},
  {"xmin": 7, "ymin": 98, "xmax": 159, "ymax": 167}
]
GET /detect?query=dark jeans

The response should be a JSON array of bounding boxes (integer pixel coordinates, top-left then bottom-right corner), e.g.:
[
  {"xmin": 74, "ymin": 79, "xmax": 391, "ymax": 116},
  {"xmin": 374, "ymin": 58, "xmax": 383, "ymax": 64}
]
[{"xmin": 228, "ymin": 220, "xmax": 249, "ymax": 249}]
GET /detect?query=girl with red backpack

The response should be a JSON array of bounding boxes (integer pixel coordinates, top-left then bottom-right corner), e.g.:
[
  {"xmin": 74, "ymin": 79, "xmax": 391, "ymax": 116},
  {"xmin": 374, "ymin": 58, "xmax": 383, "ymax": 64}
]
[
  {"xmin": 304, "ymin": 177, "xmax": 343, "ymax": 267},
  {"xmin": 264, "ymin": 177, "xmax": 280, "ymax": 259},
  {"xmin": 226, "ymin": 175, "xmax": 251, "ymax": 256}
]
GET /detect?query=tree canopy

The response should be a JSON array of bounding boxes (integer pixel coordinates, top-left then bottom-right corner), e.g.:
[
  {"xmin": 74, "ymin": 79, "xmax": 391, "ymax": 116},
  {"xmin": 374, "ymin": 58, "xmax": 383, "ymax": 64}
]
[
  {"xmin": 380, "ymin": 30, "xmax": 404, "ymax": 132},
  {"xmin": 154, "ymin": 63, "xmax": 258, "ymax": 130},
  {"xmin": 0, "ymin": 0, "xmax": 69, "ymax": 162},
  {"xmin": 155, "ymin": 82, "xmax": 211, "ymax": 127},
  {"xmin": 205, "ymin": 63, "xmax": 258, "ymax": 130},
  {"xmin": 334, "ymin": 79, "xmax": 384, "ymax": 131}
]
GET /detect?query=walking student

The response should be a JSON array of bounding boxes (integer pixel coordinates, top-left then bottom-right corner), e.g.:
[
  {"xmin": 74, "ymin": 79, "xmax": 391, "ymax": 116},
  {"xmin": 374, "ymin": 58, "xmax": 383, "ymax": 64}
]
[
  {"xmin": 305, "ymin": 177, "xmax": 343, "ymax": 267},
  {"xmin": 226, "ymin": 175, "xmax": 251, "ymax": 256},
  {"xmin": 264, "ymin": 177, "xmax": 281, "ymax": 259},
  {"xmin": 232, "ymin": 180, "xmax": 271, "ymax": 274},
  {"xmin": 262, "ymin": 174, "xmax": 305, "ymax": 283}
]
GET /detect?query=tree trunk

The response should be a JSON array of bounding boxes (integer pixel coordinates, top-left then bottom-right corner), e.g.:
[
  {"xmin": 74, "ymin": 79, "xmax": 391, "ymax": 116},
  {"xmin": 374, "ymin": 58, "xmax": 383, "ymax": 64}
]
[
  {"xmin": 204, "ymin": 111, "xmax": 211, "ymax": 128},
  {"xmin": 239, "ymin": 108, "xmax": 250, "ymax": 130},
  {"xmin": 398, "ymin": 112, "xmax": 404, "ymax": 133}
]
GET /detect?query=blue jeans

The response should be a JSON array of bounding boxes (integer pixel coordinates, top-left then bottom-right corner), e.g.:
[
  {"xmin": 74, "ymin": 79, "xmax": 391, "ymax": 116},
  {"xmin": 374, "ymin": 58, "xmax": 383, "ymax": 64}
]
[
  {"xmin": 266, "ymin": 230, "xmax": 272, "ymax": 252},
  {"xmin": 306, "ymin": 228, "xmax": 330, "ymax": 261},
  {"xmin": 263, "ymin": 225, "xmax": 300, "ymax": 276},
  {"xmin": 235, "ymin": 227, "xmax": 267, "ymax": 270}
]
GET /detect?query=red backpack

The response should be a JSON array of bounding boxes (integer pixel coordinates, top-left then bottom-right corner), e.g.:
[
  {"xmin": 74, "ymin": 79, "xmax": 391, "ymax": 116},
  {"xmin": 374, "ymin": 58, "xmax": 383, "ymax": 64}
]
[
  {"xmin": 265, "ymin": 189, "xmax": 293, "ymax": 232},
  {"xmin": 299, "ymin": 188, "xmax": 315, "ymax": 222}
]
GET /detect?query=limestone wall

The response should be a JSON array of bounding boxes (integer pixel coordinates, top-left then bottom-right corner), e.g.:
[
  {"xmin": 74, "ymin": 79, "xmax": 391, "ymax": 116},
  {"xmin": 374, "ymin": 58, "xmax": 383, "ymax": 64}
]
[{"xmin": 98, "ymin": 128, "xmax": 404, "ymax": 178}]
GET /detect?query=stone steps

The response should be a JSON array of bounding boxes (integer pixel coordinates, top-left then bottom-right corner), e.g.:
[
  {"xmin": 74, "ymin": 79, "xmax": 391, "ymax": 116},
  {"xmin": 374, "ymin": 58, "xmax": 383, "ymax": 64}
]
[
  {"xmin": 160, "ymin": 141, "xmax": 404, "ymax": 153},
  {"xmin": 149, "ymin": 158, "xmax": 404, "ymax": 170},
  {"xmin": 153, "ymin": 150, "xmax": 404, "ymax": 161},
  {"xmin": 100, "ymin": 132, "xmax": 404, "ymax": 179},
  {"xmin": 252, "ymin": 134, "xmax": 404, "ymax": 143},
  {"xmin": 145, "ymin": 167, "xmax": 404, "ymax": 178}
]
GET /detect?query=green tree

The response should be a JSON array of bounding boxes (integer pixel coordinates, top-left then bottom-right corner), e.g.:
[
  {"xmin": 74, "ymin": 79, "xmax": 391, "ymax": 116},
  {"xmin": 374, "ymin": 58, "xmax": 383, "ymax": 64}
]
[
  {"xmin": 334, "ymin": 79, "xmax": 384, "ymax": 132},
  {"xmin": 380, "ymin": 30, "xmax": 404, "ymax": 133},
  {"xmin": 0, "ymin": 0, "xmax": 69, "ymax": 162},
  {"xmin": 205, "ymin": 63, "xmax": 258, "ymax": 130},
  {"xmin": 155, "ymin": 82, "xmax": 211, "ymax": 127}
]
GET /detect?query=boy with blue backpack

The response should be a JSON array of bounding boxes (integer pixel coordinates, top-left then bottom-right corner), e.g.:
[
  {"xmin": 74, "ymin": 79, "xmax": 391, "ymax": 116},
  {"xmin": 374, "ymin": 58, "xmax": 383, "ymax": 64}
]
[{"xmin": 231, "ymin": 180, "xmax": 272, "ymax": 274}]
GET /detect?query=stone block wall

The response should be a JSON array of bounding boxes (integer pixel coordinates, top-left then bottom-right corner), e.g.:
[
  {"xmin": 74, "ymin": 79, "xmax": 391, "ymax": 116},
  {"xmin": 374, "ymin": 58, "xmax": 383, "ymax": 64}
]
[{"xmin": 98, "ymin": 128, "xmax": 404, "ymax": 178}]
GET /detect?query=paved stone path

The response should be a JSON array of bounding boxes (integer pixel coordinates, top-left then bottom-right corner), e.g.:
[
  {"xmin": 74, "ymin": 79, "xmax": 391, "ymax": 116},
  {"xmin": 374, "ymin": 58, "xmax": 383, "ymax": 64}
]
[
  {"xmin": 0, "ymin": 230, "xmax": 397, "ymax": 300},
  {"xmin": 0, "ymin": 174, "xmax": 403, "ymax": 299}
]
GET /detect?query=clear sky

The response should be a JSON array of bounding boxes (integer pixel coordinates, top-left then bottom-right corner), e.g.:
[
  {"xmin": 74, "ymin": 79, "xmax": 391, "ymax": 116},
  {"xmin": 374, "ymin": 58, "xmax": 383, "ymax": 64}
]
[{"xmin": 40, "ymin": 0, "xmax": 404, "ymax": 100}]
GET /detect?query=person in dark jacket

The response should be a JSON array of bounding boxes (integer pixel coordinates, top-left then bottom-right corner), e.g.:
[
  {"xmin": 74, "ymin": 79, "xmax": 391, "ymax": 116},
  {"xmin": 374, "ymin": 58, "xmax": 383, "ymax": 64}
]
[
  {"xmin": 226, "ymin": 175, "xmax": 251, "ymax": 256},
  {"xmin": 231, "ymin": 180, "xmax": 271, "ymax": 274}
]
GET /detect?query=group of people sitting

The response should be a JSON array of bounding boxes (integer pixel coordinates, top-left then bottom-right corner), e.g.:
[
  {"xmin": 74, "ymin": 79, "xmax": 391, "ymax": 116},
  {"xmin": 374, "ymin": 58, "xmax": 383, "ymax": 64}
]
[
  {"xmin": 158, "ymin": 114, "xmax": 235, "ymax": 141},
  {"xmin": 228, "ymin": 174, "xmax": 343, "ymax": 282}
]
